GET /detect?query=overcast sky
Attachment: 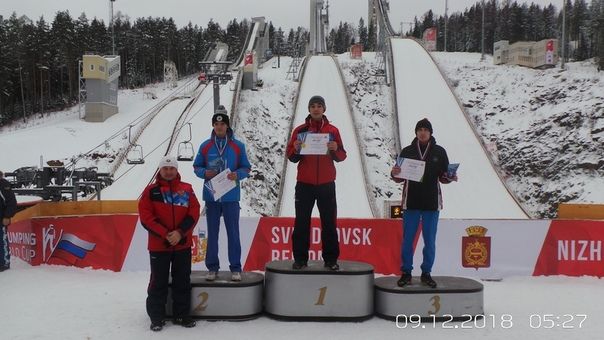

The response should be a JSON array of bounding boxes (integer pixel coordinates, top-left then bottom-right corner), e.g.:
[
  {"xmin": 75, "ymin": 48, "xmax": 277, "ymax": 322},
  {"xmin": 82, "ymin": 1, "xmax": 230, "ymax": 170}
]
[{"xmin": 2, "ymin": 0, "xmax": 564, "ymax": 31}]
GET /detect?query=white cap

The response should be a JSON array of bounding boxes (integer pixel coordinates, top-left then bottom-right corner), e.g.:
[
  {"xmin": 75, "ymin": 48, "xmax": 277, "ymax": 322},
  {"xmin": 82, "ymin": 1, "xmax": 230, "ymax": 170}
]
[{"xmin": 158, "ymin": 155, "xmax": 178, "ymax": 169}]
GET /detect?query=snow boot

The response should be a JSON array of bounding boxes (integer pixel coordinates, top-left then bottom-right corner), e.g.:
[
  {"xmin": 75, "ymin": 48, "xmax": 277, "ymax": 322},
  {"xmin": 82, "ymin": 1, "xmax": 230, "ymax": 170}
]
[
  {"xmin": 397, "ymin": 272, "xmax": 412, "ymax": 287},
  {"xmin": 421, "ymin": 272, "xmax": 437, "ymax": 288},
  {"xmin": 292, "ymin": 261, "xmax": 307, "ymax": 270},
  {"xmin": 205, "ymin": 271, "xmax": 217, "ymax": 281},
  {"xmin": 150, "ymin": 320, "xmax": 165, "ymax": 332},
  {"xmin": 173, "ymin": 317, "xmax": 196, "ymax": 328},
  {"xmin": 324, "ymin": 262, "xmax": 340, "ymax": 271}
]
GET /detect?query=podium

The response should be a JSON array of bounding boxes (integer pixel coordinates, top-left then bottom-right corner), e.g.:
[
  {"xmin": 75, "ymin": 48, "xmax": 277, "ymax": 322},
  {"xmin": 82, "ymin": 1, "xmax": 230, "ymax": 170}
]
[
  {"xmin": 374, "ymin": 276, "xmax": 484, "ymax": 321},
  {"xmin": 168, "ymin": 271, "xmax": 264, "ymax": 320},
  {"xmin": 264, "ymin": 260, "xmax": 374, "ymax": 321}
]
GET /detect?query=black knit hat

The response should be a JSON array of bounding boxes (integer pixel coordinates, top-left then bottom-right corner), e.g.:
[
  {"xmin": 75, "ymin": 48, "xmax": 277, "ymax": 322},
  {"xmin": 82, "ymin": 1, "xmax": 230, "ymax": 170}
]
[
  {"xmin": 415, "ymin": 118, "xmax": 433, "ymax": 134},
  {"xmin": 308, "ymin": 95, "xmax": 326, "ymax": 111},
  {"xmin": 212, "ymin": 105, "xmax": 230, "ymax": 127}
]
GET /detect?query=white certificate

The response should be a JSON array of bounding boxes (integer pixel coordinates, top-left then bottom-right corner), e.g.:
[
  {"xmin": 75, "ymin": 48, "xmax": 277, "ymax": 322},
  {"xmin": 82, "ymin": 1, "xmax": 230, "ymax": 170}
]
[
  {"xmin": 299, "ymin": 133, "xmax": 329, "ymax": 155},
  {"xmin": 394, "ymin": 157, "xmax": 426, "ymax": 182},
  {"xmin": 205, "ymin": 169, "xmax": 237, "ymax": 200}
]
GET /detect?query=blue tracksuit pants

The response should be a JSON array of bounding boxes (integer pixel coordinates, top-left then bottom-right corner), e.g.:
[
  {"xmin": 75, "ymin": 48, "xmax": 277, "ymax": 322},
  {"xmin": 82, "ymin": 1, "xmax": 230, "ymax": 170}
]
[
  {"xmin": 401, "ymin": 209, "xmax": 440, "ymax": 274},
  {"xmin": 204, "ymin": 201, "xmax": 241, "ymax": 272}
]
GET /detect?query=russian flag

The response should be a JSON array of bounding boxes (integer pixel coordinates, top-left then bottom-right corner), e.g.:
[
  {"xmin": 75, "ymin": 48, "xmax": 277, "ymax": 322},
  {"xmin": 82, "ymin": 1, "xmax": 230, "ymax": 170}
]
[{"xmin": 49, "ymin": 234, "xmax": 96, "ymax": 265}]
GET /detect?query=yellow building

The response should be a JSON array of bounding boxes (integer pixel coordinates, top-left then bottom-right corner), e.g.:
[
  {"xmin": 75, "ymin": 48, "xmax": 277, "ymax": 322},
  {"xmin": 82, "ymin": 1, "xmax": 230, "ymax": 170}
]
[{"xmin": 493, "ymin": 39, "xmax": 558, "ymax": 69}]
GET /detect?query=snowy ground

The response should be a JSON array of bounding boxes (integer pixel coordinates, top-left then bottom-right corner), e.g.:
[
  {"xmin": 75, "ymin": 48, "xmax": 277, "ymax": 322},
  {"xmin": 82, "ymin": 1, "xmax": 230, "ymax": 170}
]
[
  {"xmin": 1, "ymin": 49, "xmax": 602, "ymax": 219},
  {"xmin": 101, "ymin": 81, "xmax": 233, "ymax": 202},
  {"xmin": 2, "ymin": 45, "xmax": 604, "ymax": 340},
  {"xmin": 391, "ymin": 39, "xmax": 527, "ymax": 219},
  {"xmin": 235, "ymin": 57, "xmax": 297, "ymax": 217},
  {"xmin": 338, "ymin": 52, "xmax": 402, "ymax": 217},
  {"xmin": 432, "ymin": 52, "xmax": 604, "ymax": 218},
  {"xmin": 0, "ymin": 258, "xmax": 602, "ymax": 340},
  {"xmin": 279, "ymin": 56, "xmax": 374, "ymax": 218},
  {"xmin": 0, "ymin": 77, "xmax": 196, "ymax": 174}
]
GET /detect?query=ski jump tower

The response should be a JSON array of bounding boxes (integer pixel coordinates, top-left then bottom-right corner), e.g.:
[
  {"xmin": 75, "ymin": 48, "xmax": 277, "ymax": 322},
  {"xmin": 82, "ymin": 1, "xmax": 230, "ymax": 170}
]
[
  {"xmin": 367, "ymin": 0, "xmax": 394, "ymax": 83},
  {"xmin": 242, "ymin": 17, "xmax": 271, "ymax": 90},
  {"xmin": 309, "ymin": 0, "xmax": 329, "ymax": 55}
]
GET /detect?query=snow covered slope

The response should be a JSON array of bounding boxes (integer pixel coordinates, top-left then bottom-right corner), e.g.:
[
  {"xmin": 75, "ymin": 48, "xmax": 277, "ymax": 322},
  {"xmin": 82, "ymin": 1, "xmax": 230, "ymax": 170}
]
[
  {"xmin": 0, "ymin": 78, "xmax": 195, "ymax": 173},
  {"xmin": 433, "ymin": 52, "xmax": 604, "ymax": 218},
  {"xmin": 391, "ymin": 38, "xmax": 527, "ymax": 219},
  {"xmin": 102, "ymin": 82, "xmax": 234, "ymax": 200},
  {"xmin": 101, "ymin": 97, "xmax": 194, "ymax": 199},
  {"xmin": 279, "ymin": 56, "xmax": 373, "ymax": 218},
  {"xmin": 338, "ymin": 52, "xmax": 400, "ymax": 217},
  {"xmin": 235, "ymin": 57, "xmax": 298, "ymax": 217}
]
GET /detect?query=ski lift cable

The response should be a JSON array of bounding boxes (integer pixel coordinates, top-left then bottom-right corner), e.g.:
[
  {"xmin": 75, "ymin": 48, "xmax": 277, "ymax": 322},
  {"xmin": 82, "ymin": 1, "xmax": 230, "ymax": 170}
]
[
  {"xmin": 64, "ymin": 76, "xmax": 199, "ymax": 168},
  {"xmin": 164, "ymin": 84, "xmax": 205, "ymax": 154},
  {"xmin": 114, "ymin": 88, "xmax": 216, "ymax": 189},
  {"xmin": 110, "ymin": 76, "xmax": 229, "ymax": 194},
  {"xmin": 135, "ymin": 93, "xmax": 216, "ymax": 195}
]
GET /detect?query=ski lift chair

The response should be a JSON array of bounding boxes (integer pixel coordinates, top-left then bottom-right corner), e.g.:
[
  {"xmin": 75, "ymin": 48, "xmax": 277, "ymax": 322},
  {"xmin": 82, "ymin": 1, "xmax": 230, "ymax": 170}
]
[
  {"xmin": 126, "ymin": 125, "xmax": 145, "ymax": 165},
  {"xmin": 177, "ymin": 123, "xmax": 195, "ymax": 161},
  {"xmin": 127, "ymin": 146, "xmax": 145, "ymax": 165}
]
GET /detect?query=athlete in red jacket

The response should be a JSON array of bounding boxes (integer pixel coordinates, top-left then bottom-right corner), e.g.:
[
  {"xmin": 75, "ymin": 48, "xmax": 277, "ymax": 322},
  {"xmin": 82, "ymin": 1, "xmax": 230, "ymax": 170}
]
[
  {"xmin": 139, "ymin": 155, "xmax": 200, "ymax": 331},
  {"xmin": 286, "ymin": 95, "xmax": 347, "ymax": 271}
]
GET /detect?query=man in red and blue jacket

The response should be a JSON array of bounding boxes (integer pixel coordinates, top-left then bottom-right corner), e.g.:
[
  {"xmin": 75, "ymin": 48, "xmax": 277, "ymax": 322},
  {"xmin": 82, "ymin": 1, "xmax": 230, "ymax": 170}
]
[
  {"xmin": 286, "ymin": 95, "xmax": 347, "ymax": 271},
  {"xmin": 139, "ymin": 155, "xmax": 200, "ymax": 331},
  {"xmin": 193, "ymin": 106, "xmax": 251, "ymax": 282}
]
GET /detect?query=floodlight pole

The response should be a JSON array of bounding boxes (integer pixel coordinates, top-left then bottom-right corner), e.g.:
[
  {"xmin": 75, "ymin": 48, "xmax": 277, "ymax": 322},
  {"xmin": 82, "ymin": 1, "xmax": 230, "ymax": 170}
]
[{"xmin": 110, "ymin": 0, "xmax": 116, "ymax": 55}]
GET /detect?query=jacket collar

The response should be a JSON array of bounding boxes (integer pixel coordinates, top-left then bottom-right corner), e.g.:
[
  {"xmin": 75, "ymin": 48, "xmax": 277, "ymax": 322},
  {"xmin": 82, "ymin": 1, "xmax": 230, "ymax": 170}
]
[
  {"xmin": 211, "ymin": 127, "xmax": 234, "ymax": 140},
  {"xmin": 305, "ymin": 114, "xmax": 329, "ymax": 131},
  {"xmin": 411, "ymin": 135, "xmax": 437, "ymax": 147}
]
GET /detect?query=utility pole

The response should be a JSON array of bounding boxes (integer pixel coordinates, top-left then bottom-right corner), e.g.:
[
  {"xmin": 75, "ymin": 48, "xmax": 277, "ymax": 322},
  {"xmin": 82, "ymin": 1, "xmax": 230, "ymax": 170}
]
[
  {"xmin": 399, "ymin": 22, "xmax": 413, "ymax": 37},
  {"xmin": 481, "ymin": 0, "xmax": 485, "ymax": 61},
  {"xmin": 444, "ymin": 0, "xmax": 448, "ymax": 52},
  {"xmin": 110, "ymin": 0, "xmax": 116, "ymax": 55},
  {"xmin": 39, "ymin": 65, "xmax": 48, "ymax": 115},
  {"xmin": 599, "ymin": 13, "xmax": 604, "ymax": 71},
  {"xmin": 277, "ymin": 38, "xmax": 281, "ymax": 68},
  {"xmin": 561, "ymin": 0, "xmax": 566, "ymax": 69},
  {"xmin": 18, "ymin": 62, "xmax": 26, "ymax": 122}
]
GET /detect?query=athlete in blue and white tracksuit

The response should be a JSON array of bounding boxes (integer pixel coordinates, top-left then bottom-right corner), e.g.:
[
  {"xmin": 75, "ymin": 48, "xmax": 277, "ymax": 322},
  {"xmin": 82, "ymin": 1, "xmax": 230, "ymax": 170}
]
[{"xmin": 193, "ymin": 111, "xmax": 251, "ymax": 275}]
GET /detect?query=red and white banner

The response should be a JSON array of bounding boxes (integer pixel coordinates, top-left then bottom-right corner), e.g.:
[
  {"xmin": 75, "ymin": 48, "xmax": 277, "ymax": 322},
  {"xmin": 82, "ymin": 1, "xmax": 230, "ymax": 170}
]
[
  {"xmin": 244, "ymin": 53, "xmax": 254, "ymax": 66},
  {"xmin": 350, "ymin": 44, "xmax": 363, "ymax": 59},
  {"xmin": 9, "ymin": 214, "xmax": 604, "ymax": 277},
  {"xmin": 243, "ymin": 217, "xmax": 402, "ymax": 274},
  {"xmin": 533, "ymin": 220, "xmax": 604, "ymax": 277},
  {"xmin": 8, "ymin": 215, "xmax": 138, "ymax": 271},
  {"xmin": 545, "ymin": 39, "xmax": 555, "ymax": 64},
  {"xmin": 423, "ymin": 27, "xmax": 437, "ymax": 51}
]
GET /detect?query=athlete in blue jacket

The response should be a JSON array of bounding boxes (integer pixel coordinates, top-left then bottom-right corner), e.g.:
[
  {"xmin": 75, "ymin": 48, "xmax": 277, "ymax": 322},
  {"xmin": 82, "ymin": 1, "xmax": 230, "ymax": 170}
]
[{"xmin": 193, "ymin": 106, "xmax": 251, "ymax": 281}]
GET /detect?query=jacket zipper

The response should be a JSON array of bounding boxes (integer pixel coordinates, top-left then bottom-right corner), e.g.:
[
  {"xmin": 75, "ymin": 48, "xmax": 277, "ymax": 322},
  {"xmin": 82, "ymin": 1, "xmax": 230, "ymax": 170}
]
[
  {"xmin": 315, "ymin": 123, "xmax": 321, "ymax": 185},
  {"xmin": 169, "ymin": 180, "xmax": 176, "ymax": 249},
  {"xmin": 315, "ymin": 155, "xmax": 320, "ymax": 185}
]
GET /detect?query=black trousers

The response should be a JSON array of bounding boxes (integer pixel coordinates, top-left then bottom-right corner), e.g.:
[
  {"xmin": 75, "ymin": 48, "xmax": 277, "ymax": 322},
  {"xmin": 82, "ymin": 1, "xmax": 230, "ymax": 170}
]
[
  {"xmin": 146, "ymin": 248, "xmax": 191, "ymax": 322},
  {"xmin": 292, "ymin": 181, "xmax": 339, "ymax": 263}
]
